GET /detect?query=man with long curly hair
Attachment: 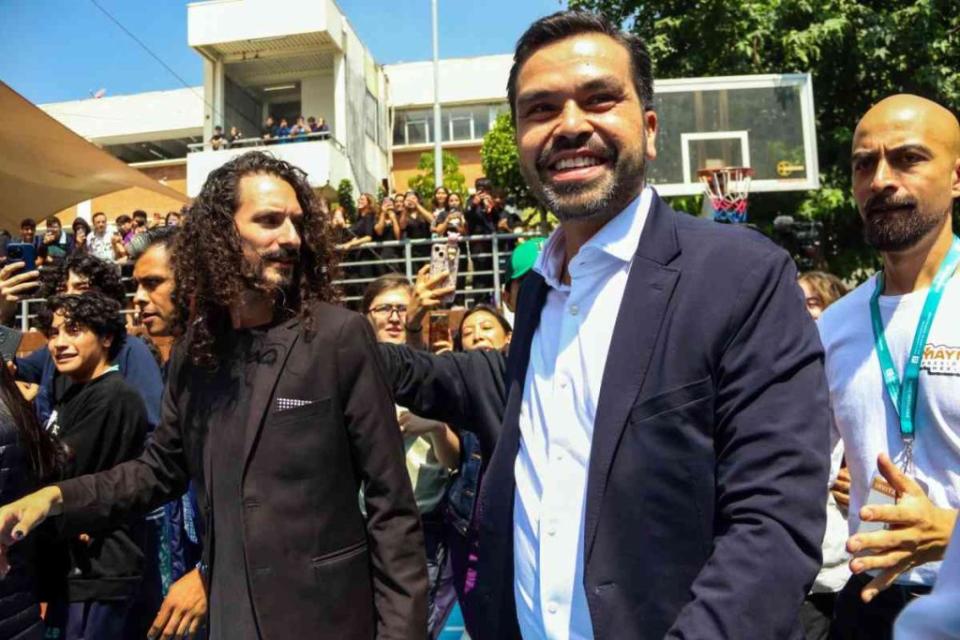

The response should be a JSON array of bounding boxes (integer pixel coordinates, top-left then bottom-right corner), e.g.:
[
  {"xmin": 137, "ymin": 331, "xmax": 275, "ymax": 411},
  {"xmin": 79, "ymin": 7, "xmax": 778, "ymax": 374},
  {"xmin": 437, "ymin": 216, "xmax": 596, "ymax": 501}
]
[{"xmin": 0, "ymin": 152, "xmax": 428, "ymax": 640}]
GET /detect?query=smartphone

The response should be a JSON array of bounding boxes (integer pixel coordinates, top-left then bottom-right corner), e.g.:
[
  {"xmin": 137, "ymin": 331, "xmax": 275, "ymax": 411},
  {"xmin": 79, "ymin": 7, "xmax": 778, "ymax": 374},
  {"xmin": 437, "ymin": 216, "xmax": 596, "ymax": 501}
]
[
  {"xmin": 429, "ymin": 241, "xmax": 460, "ymax": 305},
  {"xmin": 6, "ymin": 243, "xmax": 36, "ymax": 272},
  {"xmin": 0, "ymin": 326, "xmax": 22, "ymax": 363},
  {"xmin": 429, "ymin": 312, "xmax": 450, "ymax": 348}
]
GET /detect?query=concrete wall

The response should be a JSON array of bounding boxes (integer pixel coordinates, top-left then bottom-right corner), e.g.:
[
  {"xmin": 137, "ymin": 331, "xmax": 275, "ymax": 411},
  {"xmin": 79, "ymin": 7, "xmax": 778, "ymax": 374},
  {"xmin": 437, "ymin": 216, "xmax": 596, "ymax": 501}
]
[
  {"xmin": 301, "ymin": 73, "xmax": 336, "ymax": 134},
  {"xmin": 385, "ymin": 55, "xmax": 513, "ymax": 108},
  {"xmin": 188, "ymin": 0, "xmax": 340, "ymax": 48},
  {"xmin": 224, "ymin": 76, "xmax": 262, "ymax": 135}
]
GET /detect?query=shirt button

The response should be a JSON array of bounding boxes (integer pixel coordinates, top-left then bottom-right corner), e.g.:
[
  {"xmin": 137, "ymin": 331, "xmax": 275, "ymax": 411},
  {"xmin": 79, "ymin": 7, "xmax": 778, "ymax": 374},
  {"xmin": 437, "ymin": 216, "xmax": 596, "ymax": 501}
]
[
  {"xmin": 569, "ymin": 304, "xmax": 579, "ymax": 316},
  {"xmin": 547, "ymin": 526, "xmax": 557, "ymax": 537},
  {"xmin": 547, "ymin": 603, "xmax": 558, "ymax": 614},
  {"xmin": 560, "ymin": 380, "xmax": 568, "ymax": 389},
  {"xmin": 555, "ymin": 452, "xmax": 564, "ymax": 462}
]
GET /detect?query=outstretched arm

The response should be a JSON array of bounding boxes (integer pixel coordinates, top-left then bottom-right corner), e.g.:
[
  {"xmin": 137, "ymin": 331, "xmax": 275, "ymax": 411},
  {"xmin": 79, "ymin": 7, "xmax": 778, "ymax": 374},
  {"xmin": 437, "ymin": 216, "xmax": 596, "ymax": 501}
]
[
  {"xmin": 0, "ymin": 349, "xmax": 193, "ymax": 568},
  {"xmin": 337, "ymin": 314, "xmax": 427, "ymax": 639}
]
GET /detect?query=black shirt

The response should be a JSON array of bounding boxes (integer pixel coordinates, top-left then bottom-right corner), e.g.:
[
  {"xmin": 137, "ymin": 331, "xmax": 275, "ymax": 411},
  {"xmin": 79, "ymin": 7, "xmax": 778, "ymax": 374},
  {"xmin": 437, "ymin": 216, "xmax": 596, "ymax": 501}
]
[
  {"xmin": 208, "ymin": 325, "xmax": 282, "ymax": 639},
  {"xmin": 404, "ymin": 213, "xmax": 431, "ymax": 241},
  {"xmin": 52, "ymin": 370, "xmax": 149, "ymax": 602}
]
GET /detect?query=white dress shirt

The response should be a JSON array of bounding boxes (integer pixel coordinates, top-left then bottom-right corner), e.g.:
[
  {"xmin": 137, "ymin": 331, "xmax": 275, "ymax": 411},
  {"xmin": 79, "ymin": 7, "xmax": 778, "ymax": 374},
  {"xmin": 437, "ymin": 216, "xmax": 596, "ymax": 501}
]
[{"xmin": 514, "ymin": 188, "xmax": 652, "ymax": 640}]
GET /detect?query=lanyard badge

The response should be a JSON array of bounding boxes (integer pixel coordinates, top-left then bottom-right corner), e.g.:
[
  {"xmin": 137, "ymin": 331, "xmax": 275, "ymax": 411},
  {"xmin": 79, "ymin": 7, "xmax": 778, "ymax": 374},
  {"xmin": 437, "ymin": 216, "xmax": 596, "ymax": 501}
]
[{"xmin": 869, "ymin": 236, "xmax": 960, "ymax": 474}]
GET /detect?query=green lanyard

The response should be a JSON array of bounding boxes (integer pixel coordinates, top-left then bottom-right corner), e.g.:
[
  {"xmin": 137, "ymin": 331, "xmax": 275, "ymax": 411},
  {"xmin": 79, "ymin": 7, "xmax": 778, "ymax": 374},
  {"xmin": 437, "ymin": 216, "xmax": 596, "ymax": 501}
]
[{"xmin": 870, "ymin": 236, "xmax": 960, "ymax": 470}]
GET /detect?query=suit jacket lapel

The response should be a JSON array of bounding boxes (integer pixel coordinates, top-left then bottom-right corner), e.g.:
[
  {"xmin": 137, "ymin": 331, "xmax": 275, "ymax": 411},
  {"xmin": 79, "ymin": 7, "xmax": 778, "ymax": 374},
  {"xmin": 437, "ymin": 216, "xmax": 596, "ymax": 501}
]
[
  {"xmin": 484, "ymin": 272, "xmax": 548, "ymax": 521},
  {"xmin": 241, "ymin": 318, "xmax": 300, "ymax": 480},
  {"xmin": 583, "ymin": 194, "xmax": 681, "ymax": 559}
]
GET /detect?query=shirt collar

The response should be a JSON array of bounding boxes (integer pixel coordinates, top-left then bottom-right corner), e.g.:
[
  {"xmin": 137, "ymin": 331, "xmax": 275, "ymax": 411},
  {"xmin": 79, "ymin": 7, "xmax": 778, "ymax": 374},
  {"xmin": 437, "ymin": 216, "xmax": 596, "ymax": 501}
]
[{"xmin": 533, "ymin": 186, "xmax": 653, "ymax": 289}]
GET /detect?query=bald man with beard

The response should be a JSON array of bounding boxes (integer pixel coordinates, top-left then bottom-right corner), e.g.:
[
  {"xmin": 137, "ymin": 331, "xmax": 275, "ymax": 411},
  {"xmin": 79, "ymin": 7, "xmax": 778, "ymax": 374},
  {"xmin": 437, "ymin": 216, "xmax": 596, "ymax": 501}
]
[{"xmin": 817, "ymin": 95, "xmax": 960, "ymax": 639}]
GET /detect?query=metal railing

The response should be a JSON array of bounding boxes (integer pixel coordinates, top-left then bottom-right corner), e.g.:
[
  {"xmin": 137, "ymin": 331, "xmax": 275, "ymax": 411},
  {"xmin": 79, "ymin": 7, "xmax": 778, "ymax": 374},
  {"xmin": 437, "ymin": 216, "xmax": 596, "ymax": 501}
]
[
  {"xmin": 187, "ymin": 130, "xmax": 333, "ymax": 153},
  {"xmin": 11, "ymin": 233, "xmax": 539, "ymax": 330},
  {"xmin": 334, "ymin": 233, "xmax": 538, "ymax": 306}
]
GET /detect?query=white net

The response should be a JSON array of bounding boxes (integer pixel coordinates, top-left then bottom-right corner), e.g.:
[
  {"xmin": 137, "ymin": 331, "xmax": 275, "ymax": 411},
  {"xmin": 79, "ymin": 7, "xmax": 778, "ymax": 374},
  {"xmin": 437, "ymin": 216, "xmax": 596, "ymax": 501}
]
[{"xmin": 698, "ymin": 166, "xmax": 754, "ymax": 223}]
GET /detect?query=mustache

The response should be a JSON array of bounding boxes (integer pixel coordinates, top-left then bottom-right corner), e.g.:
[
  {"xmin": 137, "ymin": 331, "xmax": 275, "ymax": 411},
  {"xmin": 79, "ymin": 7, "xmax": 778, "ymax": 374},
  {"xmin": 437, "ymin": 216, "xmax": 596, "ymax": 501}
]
[
  {"xmin": 258, "ymin": 248, "xmax": 299, "ymax": 262},
  {"xmin": 864, "ymin": 194, "xmax": 917, "ymax": 216},
  {"xmin": 536, "ymin": 137, "xmax": 614, "ymax": 171}
]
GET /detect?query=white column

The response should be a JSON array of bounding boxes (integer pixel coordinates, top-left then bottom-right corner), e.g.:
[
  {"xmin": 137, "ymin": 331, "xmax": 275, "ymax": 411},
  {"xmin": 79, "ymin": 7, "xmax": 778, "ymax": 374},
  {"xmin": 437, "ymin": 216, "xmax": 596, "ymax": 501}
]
[
  {"xmin": 333, "ymin": 52, "xmax": 347, "ymax": 146},
  {"xmin": 76, "ymin": 199, "xmax": 92, "ymax": 223}
]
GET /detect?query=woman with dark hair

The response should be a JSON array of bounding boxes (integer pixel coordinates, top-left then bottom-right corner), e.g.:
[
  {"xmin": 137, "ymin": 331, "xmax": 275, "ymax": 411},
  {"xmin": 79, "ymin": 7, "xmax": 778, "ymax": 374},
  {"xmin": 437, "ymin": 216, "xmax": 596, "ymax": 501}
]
[
  {"xmin": 0, "ymin": 357, "xmax": 60, "ymax": 640},
  {"xmin": 71, "ymin": 219, "xmax": 91, "ymax": 255},
  {"xmin": 338, "ymin": 193, "xmax": 381, "ymax": 292},
  {"xmin": 431, "ymin": 187, "xmax": 450, "ymax": 215},
  {"xmin": 433, "ymin": 193, "xmax": 467, "ymax": 236},
  {"xmin": 164, "ymin": 211, "xmax": 182, "ymax": 227},
  {"xmin": 456, "ymin": 304, "xmax": 512, "ymax": 352},
  {"xmin": 375, "ymin": 194, "xmax": 403, "ymax": 273}
]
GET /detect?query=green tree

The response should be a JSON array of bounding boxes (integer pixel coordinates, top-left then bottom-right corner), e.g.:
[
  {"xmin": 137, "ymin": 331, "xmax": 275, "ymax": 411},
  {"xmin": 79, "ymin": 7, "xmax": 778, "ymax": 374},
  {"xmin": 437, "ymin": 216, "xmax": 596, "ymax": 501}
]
[
  {"xmin": 336, "ymin": 179, "xmax": 356, "ymax": 222},
  {"xmin": 480, "ymin": 113, "xmax": 534, "ymax": 206},
  {"xmin": 568, "ymin": 0, "xmax": 960, "ymax": 279},
  {"xmin": 407, "ymin": 151, "xmax": 467, "ymax": 203}
]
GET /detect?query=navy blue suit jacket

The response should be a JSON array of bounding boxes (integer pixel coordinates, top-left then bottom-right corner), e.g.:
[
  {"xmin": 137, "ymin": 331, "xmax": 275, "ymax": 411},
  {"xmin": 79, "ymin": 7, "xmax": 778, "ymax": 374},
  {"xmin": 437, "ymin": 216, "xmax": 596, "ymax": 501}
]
[{"xmin": 475, "ymin": 194, "xmax": 831, "ymax": 639}]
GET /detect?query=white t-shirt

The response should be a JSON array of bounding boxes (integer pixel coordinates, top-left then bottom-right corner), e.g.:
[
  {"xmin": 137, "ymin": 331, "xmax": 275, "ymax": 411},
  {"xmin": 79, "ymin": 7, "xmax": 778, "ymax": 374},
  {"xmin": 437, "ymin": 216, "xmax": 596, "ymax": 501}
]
[{"xmin": 819, "ymin": 274, "xmax": 960, "ymax": 586}]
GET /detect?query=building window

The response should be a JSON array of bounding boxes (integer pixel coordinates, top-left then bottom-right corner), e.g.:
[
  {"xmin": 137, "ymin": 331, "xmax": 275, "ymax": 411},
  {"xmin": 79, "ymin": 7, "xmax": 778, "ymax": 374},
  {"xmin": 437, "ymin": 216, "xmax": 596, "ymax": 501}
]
[{"xmin": 392, "ymin": 102, "xmax": 506, "ymax": 146}]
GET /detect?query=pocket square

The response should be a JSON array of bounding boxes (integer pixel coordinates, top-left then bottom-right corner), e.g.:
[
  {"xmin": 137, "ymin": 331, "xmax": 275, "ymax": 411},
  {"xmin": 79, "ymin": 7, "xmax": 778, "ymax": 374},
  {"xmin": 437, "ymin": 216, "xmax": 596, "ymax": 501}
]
[{"xmin": 276, "ymin": 397, "xmax": 314, "ymax": 412}]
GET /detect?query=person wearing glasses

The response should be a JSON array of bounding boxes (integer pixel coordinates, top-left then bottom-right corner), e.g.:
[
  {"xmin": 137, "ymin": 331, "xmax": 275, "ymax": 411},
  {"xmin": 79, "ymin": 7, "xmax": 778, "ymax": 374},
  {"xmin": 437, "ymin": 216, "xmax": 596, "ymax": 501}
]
[{"xmin": 361, "ymin": 274, "xmax": 460, "ymax": 637}]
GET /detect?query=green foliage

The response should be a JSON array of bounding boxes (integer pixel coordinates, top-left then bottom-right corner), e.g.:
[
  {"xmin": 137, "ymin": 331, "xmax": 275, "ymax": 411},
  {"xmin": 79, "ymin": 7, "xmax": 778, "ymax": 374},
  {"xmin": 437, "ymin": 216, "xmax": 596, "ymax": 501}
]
[
  {"xmin": 568, "ymin": 0, "xmax": 960, "ymax": 278},
  {"xmin": 336, "ymin": 179, "xmax": 356, "ymax": 222},
  {"xmin": 480, "ymin": 113, "xmax": 534, "ymax": 206},
  {"xmin": 407, "ymin": 151, "xmax": 467, "ymax": 203}
]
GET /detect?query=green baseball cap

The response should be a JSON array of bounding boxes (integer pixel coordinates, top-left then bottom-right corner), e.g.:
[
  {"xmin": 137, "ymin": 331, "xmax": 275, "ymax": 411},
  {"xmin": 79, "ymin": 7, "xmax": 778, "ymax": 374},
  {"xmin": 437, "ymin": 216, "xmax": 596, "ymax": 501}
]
[{"xmin": 505, "ymin": 237, "xmax": 546, "ymax": 283}]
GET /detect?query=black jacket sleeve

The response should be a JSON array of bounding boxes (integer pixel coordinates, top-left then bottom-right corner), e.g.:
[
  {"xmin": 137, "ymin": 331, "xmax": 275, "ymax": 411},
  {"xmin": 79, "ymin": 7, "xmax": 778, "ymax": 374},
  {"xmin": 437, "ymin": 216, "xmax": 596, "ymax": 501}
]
[
  {"xmin": 56, "ymin": 351, "xmax": 191, "ymax": 537},
  {"xmin": 666, "ymin": 250, "xmax": 830, "ymax": 639},
  {"xmin": 337, "ymin": 315, "xmax": 428, "ymax": 640},
  {"xmin": 60, "ymin": 380, "xmax": 148, "ymax": 482},
  {"xmin": 376, "ymin": 343, "xmax": 508, "ymax": 460}
]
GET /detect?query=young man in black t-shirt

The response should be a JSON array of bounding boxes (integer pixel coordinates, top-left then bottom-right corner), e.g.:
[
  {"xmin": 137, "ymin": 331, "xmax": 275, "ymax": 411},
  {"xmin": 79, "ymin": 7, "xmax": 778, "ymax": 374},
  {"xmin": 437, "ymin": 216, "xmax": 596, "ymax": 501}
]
[{"xmin": 39, "ymin": 292, "xmax": 149, "ymax": 640}]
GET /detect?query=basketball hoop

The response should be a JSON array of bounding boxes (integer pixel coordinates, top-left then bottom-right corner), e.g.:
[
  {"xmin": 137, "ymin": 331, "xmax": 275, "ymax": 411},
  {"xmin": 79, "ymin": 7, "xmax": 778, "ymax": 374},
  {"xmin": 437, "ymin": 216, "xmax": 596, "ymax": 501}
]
[{"xmin": 697, "ymin": 166, "xmax": 754, "ymax": 224}]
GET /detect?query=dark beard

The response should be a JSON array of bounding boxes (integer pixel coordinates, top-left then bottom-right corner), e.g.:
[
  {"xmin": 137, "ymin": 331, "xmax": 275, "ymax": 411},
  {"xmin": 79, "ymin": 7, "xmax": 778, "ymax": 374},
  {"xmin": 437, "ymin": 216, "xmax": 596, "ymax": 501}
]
[
  {"xmin": 244, "ymin": 248, "xmax": 299, "ymax": 293},
  {"xmin": 521, "ymin": 135, "xmax": 646, "ymax": 223},
  {"xmin": 862, "ymin": 195, "xmax": 945, "ymax": 252}
]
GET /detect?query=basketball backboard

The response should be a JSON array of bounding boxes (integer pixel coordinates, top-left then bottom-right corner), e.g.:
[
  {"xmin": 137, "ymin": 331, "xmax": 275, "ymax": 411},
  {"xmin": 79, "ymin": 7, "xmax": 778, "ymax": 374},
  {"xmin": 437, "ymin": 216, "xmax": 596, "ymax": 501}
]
[{"xmin": 647, "ymin": 73, "xmax": 819, "ymax": 196}]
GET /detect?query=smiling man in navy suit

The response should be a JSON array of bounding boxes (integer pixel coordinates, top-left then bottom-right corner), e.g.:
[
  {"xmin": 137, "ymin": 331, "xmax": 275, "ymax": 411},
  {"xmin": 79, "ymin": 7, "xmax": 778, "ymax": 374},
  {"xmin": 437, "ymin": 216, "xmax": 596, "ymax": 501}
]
[{"xmin": 449, "ymin": 11, "xmax": 829, "ymax": 640}]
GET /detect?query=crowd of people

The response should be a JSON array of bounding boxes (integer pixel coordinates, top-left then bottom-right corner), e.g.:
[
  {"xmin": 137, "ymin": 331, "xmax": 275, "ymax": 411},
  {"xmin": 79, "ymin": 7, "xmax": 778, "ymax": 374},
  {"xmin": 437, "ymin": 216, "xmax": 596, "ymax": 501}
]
[
  {"xmin": 208, "ymin": 115, "xmax": 330, "ymax": 150},
  {"xmin": 0, "ymin": 9, "xmax": 956, "ymax": 640},
  {"xmin": 1, "ymin": 210, "xmax": 183, "ymax": 270},
  {"xmin": 331, "ymin": 180, "xmax": 528, "ymax": 301}
]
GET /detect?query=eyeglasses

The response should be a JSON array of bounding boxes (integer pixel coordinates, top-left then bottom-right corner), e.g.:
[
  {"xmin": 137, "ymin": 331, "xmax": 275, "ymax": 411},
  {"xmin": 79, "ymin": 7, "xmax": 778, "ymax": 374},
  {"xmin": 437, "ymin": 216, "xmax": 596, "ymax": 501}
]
[{"xmin": 370, "ymin": 304, "xmax": 408, "ymax": 318}]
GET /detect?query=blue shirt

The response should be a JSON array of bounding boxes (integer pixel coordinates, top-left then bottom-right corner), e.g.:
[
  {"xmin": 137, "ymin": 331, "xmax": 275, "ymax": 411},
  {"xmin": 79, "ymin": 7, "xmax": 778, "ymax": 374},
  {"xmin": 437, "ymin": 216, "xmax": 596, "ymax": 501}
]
[{"xmin": 16, "ymin": 335, "xmax": 163, "ymax": 429}]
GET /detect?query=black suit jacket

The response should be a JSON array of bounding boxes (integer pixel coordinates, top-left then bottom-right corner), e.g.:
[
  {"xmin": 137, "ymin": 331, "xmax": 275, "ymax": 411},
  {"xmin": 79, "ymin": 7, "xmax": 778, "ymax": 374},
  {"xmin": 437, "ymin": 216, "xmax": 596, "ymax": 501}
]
[
  {"xmin": 57, "ymin": 303, "xmax": 428, "ymax": 640},
  {"xmin": 385, "ymin": 195, "xmax": 830, "ymax": 639}
]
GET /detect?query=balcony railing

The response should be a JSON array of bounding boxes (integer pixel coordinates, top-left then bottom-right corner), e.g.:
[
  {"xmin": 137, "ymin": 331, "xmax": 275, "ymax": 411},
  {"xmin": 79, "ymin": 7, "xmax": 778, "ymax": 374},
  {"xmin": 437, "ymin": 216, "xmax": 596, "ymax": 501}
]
[{"xmin": 187, "ymin": 131, "xmax": 334, "ymax": 153}]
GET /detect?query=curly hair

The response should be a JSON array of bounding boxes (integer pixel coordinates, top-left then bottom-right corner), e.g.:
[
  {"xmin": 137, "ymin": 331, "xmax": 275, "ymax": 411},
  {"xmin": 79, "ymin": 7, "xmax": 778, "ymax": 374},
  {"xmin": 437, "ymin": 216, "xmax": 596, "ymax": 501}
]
[
  {"xmin": 41, "ymin": 253, "xmax": 126, "ymax": 303},
  {"xmin": 37, "ymin": 292, "xmax": 127, "ymax": 361},
  {"xmin": 175, "ymin": 151, "xmax": 339, "ymax": 368}
]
